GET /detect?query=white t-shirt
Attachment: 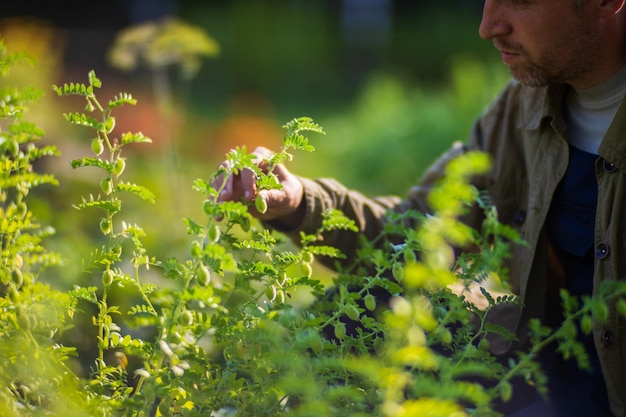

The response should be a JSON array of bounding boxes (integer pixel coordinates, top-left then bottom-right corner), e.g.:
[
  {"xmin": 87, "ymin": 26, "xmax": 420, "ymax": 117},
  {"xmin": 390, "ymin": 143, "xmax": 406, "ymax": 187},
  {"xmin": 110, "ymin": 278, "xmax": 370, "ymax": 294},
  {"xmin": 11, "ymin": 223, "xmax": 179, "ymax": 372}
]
[{"xmin": 565, "ymin": 65, "xmax": 626, "ymax": 155}]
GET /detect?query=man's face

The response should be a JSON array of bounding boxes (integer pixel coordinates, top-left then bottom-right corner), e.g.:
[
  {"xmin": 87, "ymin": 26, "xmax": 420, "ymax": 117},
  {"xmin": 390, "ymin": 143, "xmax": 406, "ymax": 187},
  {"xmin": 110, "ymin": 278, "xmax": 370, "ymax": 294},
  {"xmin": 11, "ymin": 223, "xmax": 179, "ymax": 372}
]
[{"xmin": 479, "ymin": 0, "xmax": 597, "ymax": 87}]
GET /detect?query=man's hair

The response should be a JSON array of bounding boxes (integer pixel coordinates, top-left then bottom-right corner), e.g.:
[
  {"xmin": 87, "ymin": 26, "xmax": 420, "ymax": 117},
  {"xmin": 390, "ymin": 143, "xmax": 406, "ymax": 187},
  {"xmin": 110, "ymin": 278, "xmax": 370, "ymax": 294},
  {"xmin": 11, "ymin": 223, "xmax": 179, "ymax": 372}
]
[{"xmin": 575, "ymin": 0, "xmax": 586, "ymax": 5}]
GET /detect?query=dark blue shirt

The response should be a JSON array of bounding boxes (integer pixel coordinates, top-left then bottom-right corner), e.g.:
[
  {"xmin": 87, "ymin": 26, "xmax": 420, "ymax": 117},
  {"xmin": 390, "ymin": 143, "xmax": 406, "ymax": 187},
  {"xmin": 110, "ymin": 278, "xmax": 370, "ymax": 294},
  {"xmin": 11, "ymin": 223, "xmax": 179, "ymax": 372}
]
[{"xmin": 539, "ymin": 144, "xmax": 610, "ymax": 416}]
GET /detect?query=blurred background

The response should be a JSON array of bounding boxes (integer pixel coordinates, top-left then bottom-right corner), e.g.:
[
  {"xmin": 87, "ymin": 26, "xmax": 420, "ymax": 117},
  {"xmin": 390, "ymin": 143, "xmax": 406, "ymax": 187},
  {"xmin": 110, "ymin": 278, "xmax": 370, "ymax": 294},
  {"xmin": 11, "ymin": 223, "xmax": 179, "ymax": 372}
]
[{"xmin": 0, "ymin": 0, "xmax": 510, "ymax": 289}]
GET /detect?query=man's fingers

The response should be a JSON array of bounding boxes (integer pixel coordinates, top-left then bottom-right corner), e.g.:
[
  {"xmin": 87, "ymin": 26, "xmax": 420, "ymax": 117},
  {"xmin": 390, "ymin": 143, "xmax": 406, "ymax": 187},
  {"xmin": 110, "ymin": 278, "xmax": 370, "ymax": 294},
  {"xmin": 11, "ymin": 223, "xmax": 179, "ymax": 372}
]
[
  {"xmin": 240, "ymin": 168, "xmax": 258, "ymax": 201},
  {"xmin": 213, "ymin": 146, "xmax": 279, "ymax": 205},
  {"xmin": 251, "ymin": 146, "xmax": 274, "ymax": 162}
]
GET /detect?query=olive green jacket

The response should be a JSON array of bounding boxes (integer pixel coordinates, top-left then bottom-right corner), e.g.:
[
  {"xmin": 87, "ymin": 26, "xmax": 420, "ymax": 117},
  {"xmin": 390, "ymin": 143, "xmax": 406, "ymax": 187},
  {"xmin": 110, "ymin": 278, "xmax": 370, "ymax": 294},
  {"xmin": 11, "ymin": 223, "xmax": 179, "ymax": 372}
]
[{"xmin": 277, "ymin": 80, "xmax": 626, "ymax": 416}]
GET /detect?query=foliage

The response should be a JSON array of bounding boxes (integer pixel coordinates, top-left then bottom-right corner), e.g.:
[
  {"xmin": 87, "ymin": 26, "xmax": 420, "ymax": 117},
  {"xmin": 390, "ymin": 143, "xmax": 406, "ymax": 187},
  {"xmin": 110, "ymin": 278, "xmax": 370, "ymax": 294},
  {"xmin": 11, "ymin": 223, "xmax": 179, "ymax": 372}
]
[{"xmin": 2, "ymin": 39, "xmax": 626, "ymax": 417}]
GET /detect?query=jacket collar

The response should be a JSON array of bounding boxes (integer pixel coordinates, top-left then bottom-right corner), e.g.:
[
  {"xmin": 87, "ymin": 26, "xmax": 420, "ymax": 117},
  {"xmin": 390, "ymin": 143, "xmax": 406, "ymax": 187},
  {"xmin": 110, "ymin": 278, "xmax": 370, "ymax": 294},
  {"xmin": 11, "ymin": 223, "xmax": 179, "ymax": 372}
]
[
  {"xmin": 519, "ymin": 81, "xmax": 626, "ymax": 172},
  {"xmin": 518, "ymin": 82, "xmax": 568, "ymax": 133}
]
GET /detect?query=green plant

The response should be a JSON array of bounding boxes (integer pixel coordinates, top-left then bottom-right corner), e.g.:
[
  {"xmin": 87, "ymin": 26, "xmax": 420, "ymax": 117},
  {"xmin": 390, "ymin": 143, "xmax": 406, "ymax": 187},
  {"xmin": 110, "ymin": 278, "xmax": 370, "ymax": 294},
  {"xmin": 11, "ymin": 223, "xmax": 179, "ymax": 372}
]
[
  {"xmin": 0, "ymin": 38, "xmax": 87, "ymax": 416},
  {"xmin": 2, "ymin": 39, "xmax": 626, "ymax": 417}
]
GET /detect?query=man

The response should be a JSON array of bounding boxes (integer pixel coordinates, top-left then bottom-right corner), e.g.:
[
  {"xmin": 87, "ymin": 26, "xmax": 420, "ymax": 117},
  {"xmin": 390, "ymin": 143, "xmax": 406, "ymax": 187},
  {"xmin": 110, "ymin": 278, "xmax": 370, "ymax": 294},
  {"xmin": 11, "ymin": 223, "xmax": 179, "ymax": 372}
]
[{"xmin": 215, "ymin": 0, "xmax": 626, "ymax": 415}]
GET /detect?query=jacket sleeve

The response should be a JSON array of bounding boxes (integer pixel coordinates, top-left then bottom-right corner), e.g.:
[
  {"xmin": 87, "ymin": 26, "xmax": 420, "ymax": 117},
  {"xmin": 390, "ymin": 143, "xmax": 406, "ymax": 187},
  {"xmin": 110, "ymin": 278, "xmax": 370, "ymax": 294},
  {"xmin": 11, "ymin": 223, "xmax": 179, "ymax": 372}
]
[
  {"xmin": 266, "ymin": 140, "xmax": 479, "ymax": 270},
  {"xmin": 264, "ymin": 82, "xmax": 520, "ymax": 270}
]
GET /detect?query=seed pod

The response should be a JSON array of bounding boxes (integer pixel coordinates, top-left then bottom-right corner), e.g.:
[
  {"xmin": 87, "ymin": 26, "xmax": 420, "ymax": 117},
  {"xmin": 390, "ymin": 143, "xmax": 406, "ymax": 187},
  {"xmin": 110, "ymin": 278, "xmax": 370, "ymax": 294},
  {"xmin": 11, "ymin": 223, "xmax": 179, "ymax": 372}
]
[
  {"xmin": 91, "ymin": 138, "xmax": 104, "ymax": 156},
  {"xmin": 180, "ymin": 310, "xmax": 194, "ymax": 326},
  {"xmin": 392, "ymin": 263, "xmax": 404, "ymax": 282},
  {"xmin": 197, "ymin": 264, "xmax": 211, "ymax": 286},
  {"xmin": 440, "ymin": 329, "xmax": 453, "ymax": 345},
  {"xmin": 240, "ymin": 216, "xmax": 250, "ymax": 233},
  {"xmin": 345, "ymin": 304, "xmax": 360, "ymax": 321},
  {"xmin": 364, "ymin": 293, "xmax": 376, "ymax": 311},
  {"xmin": 478, "ymin": 338, "xmax": 490, "ymax": 351},
  {"xmin": 104, "ymin": 117, "xmax": 116, "ymax": 134},
  {"xmin": 190, "ymin": 241, "xmax": 203, "ymax": 257},
  {"xmin": 404, "ymin": 250, "xmax": 417, "ymax": 263},
  {"xmin": 309, "ymin": 335, "xmax": 324, "ymax": 354},
  {"xmin": 102, "ymin": 269, "xmax": 114, "ymax": 286},
  {"xmin": 207, "ymin": 224, "xmax": 221, "ymax": 242},
  {"xmin": 8, "ymin": 285, "xmax": 19, "ymax": 302},
  {"xmin": 100, "ymin": 178, "xmax": 113, "ymax": 195},
  {"xmin": 203, "ymin": 199, "xmax": 213, "ymax": 216},
  {"xmin": 113, "ymin": 158, "xmax": 126, "ymax": 176},
  {"xmin": 11, "ymin": 269, "xmax": 23, "ymax": 288},
  {"xmin": 254, "ymin": 195, "xmax": 267, "ymax": 214},
  {"xmin": 15, "ymin": 202, "xmax": 27, "ymax": 219},
  {"xmin": 100, "ymin": 218, "xmax": 112, "ymax": 235},
  {"xmin": 301, "ymin": 251, "xmax": 314, "ymax": 264},
  {"xmin": 580, "ymin": 315, "xmax": 593, "ymax": 335},
  {"xmin": 302, "ymin": 263, "xmax": 313, "ymax": 278},
  {"xmin": 334, "ymin": 322, "xmax": 347, "ymax": 340},
  {"xmin": 499, "ymin": 381, "xmax": 512, "ymax": 403},
  {"xmin": 265, "ymin": 285, "xmax": 277, "ymax": 301},
  {"xmin": 111, "ymin": 244, "xmax": 122, "ymax": 258},
  {"xmin": 6, "ymin": 140, "xmax": 19, "ymax": 157}
]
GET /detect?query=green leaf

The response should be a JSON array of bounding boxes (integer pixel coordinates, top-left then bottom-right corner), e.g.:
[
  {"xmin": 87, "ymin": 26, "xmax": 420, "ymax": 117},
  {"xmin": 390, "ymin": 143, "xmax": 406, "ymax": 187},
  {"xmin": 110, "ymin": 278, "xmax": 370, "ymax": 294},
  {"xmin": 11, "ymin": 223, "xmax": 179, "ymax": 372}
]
[
  {"xmin": 73, "ymin": 195, "xmax": 121, "ymax": 213},
  {"xmin": 27, "ymin": 145, "xmax": 61, "ymax": 161},
  {"xmin": 88, "ymin": 70, "xmax": 102, "ymax": 88},
  {"xmin": 282, "ymin": 116, "xmax": 325, "ymax": 136},
  {"xmin": 128, "ymin": 304, "xmax": 157, "ymax": 316},
  {"xmin": 233, "ymin": 240, "xmax": 272, "ymax": 253},
  {"xmin": 70, "ymin": 157, "xmax": 113, "ymax": 171},
  {"xmin": 8, "ymin": 121, "xmax": 45, "ymax": 138},
  {"xmin": 321, "ymin": 209, "xmax": 358, "ymax": 233},
  {"xmin": 371, "ymin": 277, "xmax": 403, "ymax": 295},
  {"xmin": 283, "ymin": 133, "xmax": 315, "ymax": 153},
  {"xmin": 116, "ymin": 181, "xmax": 156, "ymax": 203},
  {"xmin": 225, "ymin": 146, "xmax": 255, "ymax": 175},
  {"xmin": 63, "ymin": 112, "xmax": 100, "ymax": 129},
  {"xmin": 280, "ymin": 117, "xmax": 324, "ymax": 154},
  {"xmin": 52, "ymin": 82, "xmax": 93, "ymax": 96},
  {"xmin": 69, "ymin": 285, "xmax": 98, "ymax": 304},
  {"xmin": 108, "ymin": 92, "xmax": 137, "ymax": 108},
  {"xmin": 484, "ymin": 322, "xmax": 518, "ymax": 342},
  {"xmin": 0, "ymin": 172, "xmax": 59, "ymax": 189},
  {"xmin": 292, "ymin": 277, "xmax": 325, "ymax": 293},
  {"xmin": 307, "ymin": 245, "xmax": 345, "ymax": 259},
  {"xmin": 120, "ymin": 131, "xmax": 151, "ymax": 145},
  {"xmin": 182, "ymin": 217, "xmax": 204, "ymax": 235}
]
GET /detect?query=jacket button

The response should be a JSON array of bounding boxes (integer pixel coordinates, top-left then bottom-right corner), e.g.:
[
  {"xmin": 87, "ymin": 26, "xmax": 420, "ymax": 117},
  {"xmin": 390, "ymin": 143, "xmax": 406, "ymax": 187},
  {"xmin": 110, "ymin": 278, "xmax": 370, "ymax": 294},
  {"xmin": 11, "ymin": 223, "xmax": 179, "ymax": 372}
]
[
  {"xmin": 514, "ymin": 210, "xmax": 526, "ymax": 224},
  {"xmin": 601, "ymin": 330, "xmax": 615, "ymax": 346},
  {"xmin": 602, "ymin": 159, "xmax": 617, "ymax": 173},
  {"xmin": 595, "ymin": 242, "xmax": 610, "ymax": 260}
]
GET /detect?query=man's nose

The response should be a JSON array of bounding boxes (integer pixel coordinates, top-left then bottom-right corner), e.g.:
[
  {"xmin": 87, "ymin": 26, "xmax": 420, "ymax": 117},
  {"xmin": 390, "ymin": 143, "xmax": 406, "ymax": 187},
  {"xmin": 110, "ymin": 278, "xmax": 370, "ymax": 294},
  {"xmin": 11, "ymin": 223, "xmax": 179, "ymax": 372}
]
[{"xmin": 479, "ymin": 0, "xmax": 512, "ymax": 40}]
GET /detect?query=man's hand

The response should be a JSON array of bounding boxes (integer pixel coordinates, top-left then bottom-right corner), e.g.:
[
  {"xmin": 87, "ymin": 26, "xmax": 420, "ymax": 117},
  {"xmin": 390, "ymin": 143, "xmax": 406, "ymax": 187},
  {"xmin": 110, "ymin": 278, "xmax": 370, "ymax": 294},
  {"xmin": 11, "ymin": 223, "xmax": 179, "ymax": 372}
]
[{"xmin": 213, "ymin": 146, "xmax": 305, "ymax": 227}]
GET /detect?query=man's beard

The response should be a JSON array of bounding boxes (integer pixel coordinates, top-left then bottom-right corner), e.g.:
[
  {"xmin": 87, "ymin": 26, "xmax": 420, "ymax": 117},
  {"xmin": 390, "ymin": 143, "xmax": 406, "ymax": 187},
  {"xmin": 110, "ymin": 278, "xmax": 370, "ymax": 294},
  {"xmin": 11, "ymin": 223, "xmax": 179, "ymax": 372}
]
[
  {"xmin": 511, "ymin": 61, "xmax": 550, "ymax": 88},
  {"xmin": 494, "ymin": 25, "xmax": 594, "ymax": 87}
]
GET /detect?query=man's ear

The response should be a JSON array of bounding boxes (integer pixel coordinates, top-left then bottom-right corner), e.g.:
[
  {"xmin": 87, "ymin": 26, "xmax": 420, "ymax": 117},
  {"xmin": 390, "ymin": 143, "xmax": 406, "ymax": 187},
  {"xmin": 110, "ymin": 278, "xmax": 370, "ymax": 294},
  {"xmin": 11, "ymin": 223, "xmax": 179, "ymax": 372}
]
[{"xmin": 598, "ymin": 0, "xmax": 625, "ymax": 16}]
